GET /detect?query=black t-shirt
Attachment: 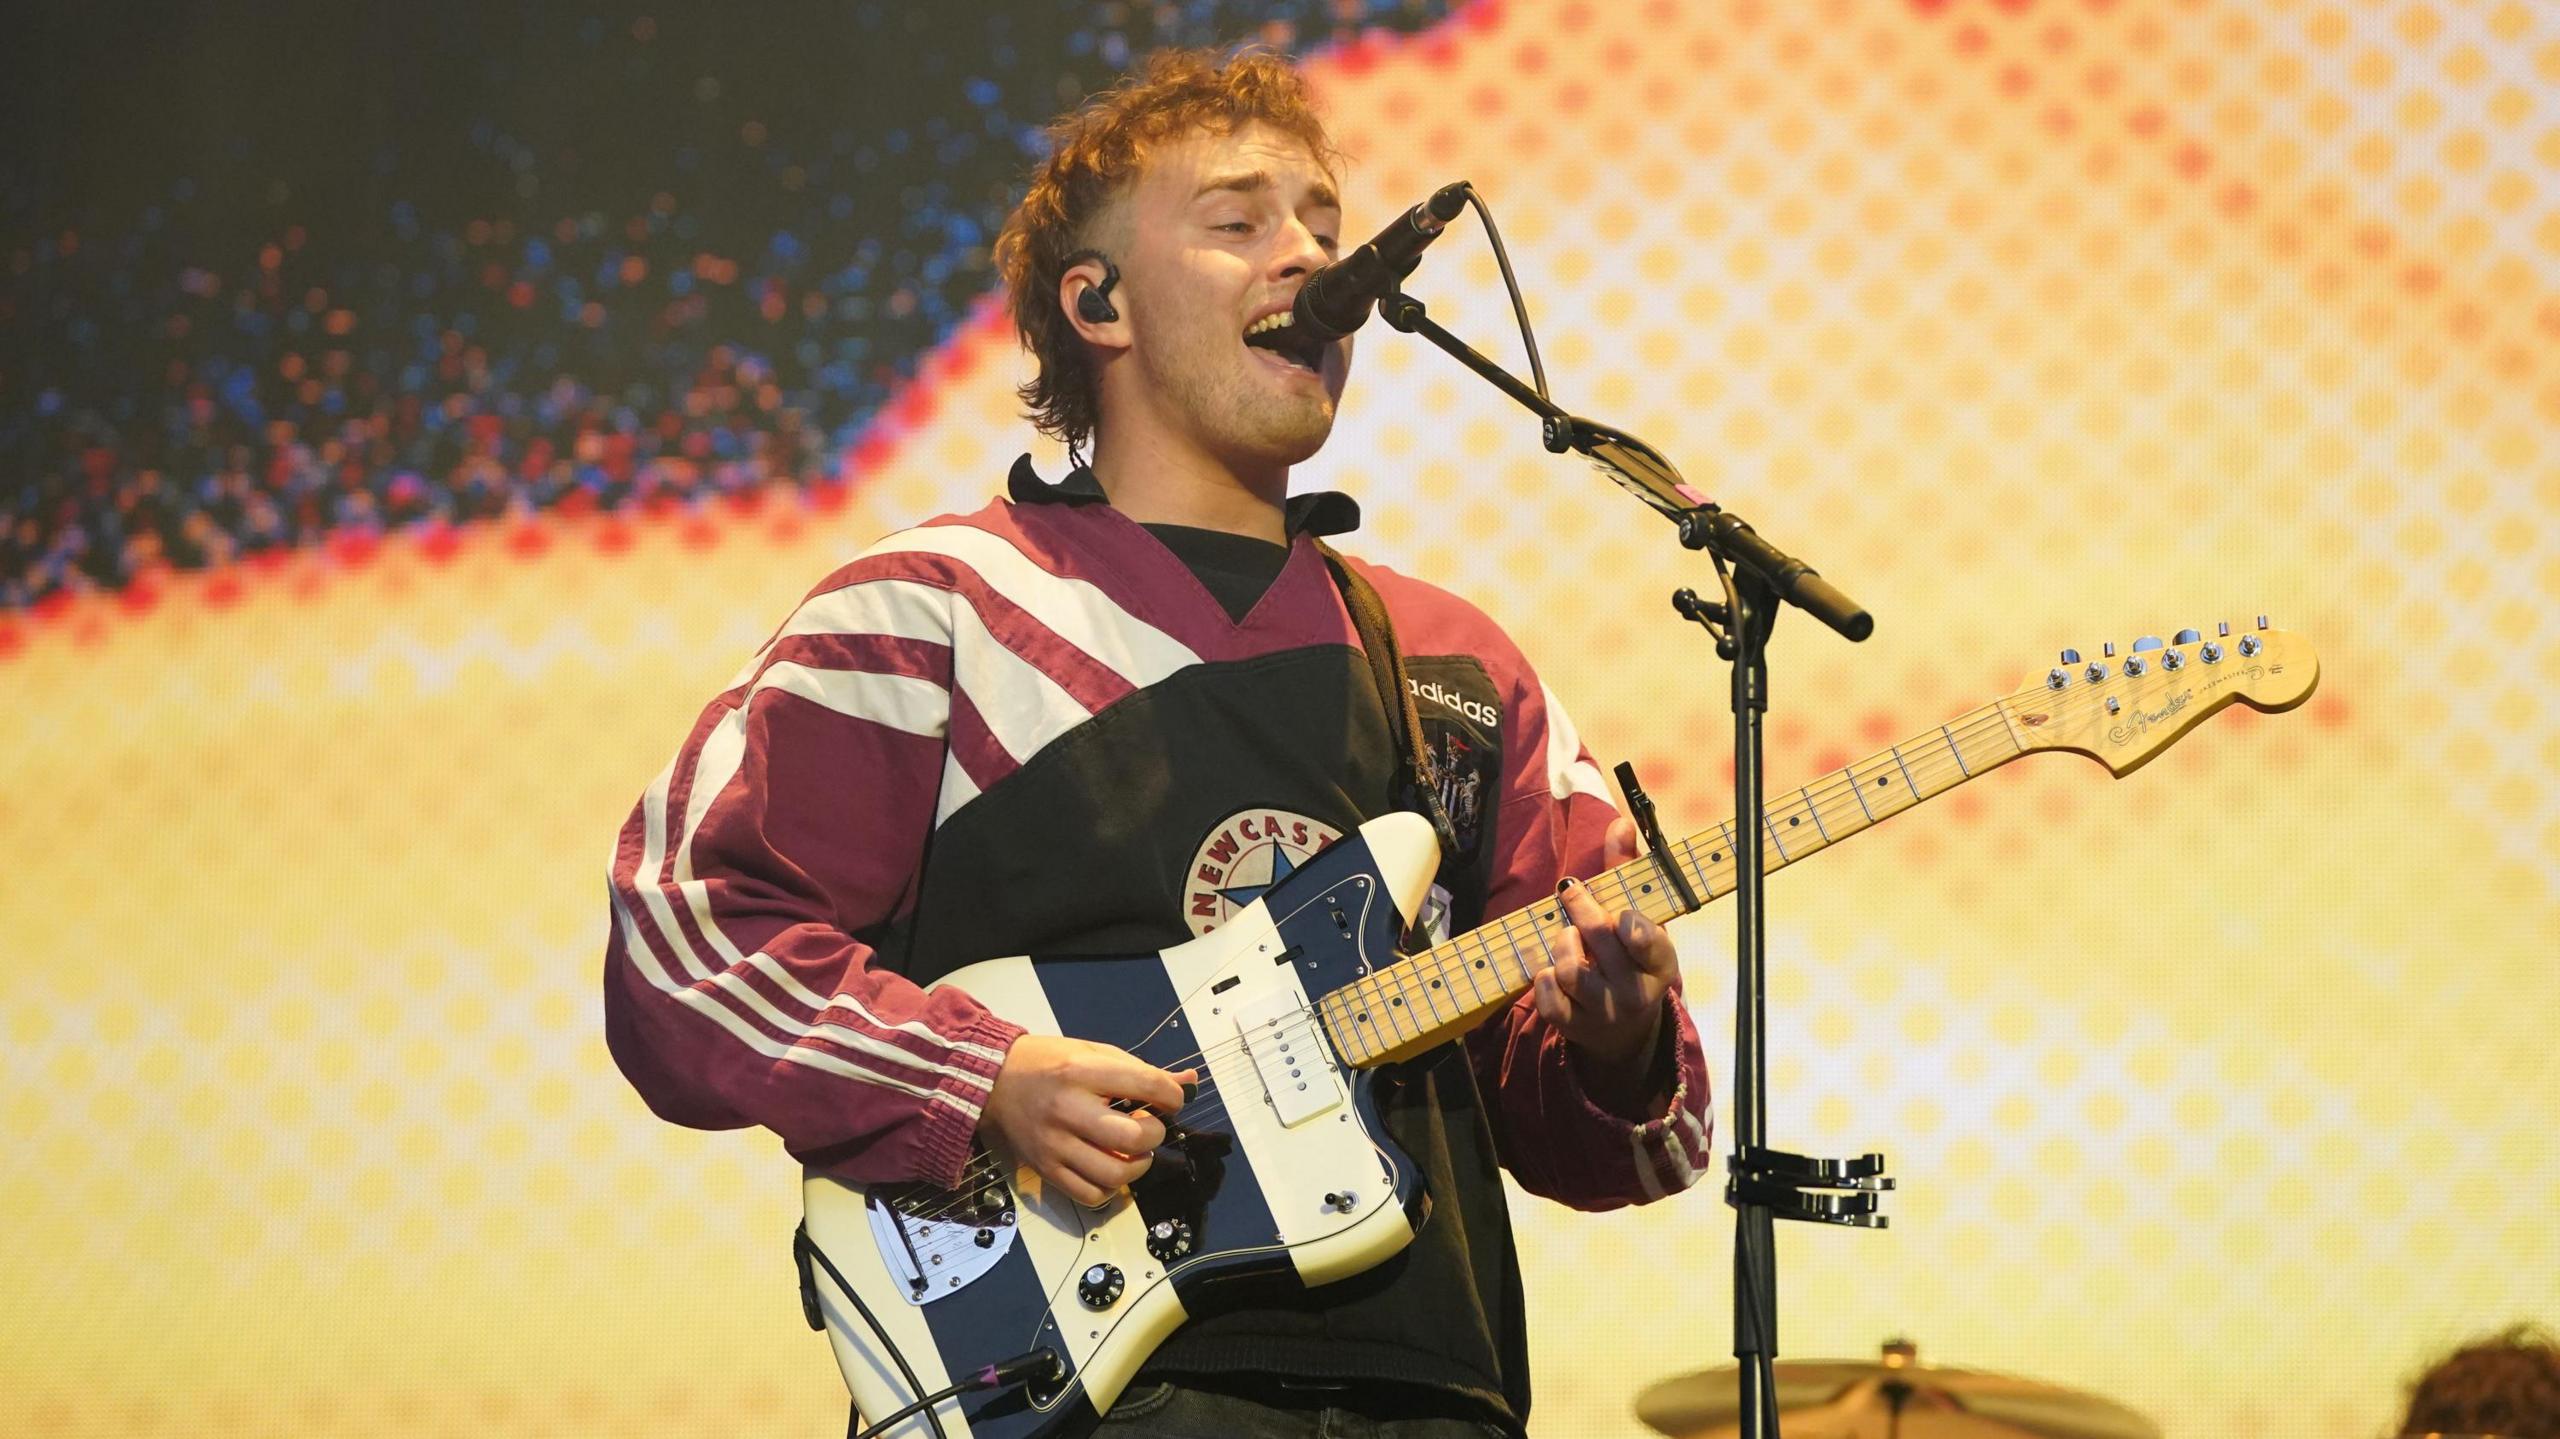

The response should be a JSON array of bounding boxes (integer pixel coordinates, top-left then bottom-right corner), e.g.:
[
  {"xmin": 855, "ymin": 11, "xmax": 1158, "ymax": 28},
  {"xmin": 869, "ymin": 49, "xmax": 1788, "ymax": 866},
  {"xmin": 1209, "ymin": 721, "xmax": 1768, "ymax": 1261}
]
[{"xmin": 1142, "ymin": 522, "xmax": 1294, "ymax": 622}]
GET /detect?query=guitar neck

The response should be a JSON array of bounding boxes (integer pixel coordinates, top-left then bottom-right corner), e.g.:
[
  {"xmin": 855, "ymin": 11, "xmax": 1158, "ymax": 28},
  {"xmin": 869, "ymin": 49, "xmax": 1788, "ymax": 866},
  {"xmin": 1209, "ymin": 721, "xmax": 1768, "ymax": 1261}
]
[{"xmin": 1324, "ymin": 698, "xmax": 2031, "ymax": 1068}]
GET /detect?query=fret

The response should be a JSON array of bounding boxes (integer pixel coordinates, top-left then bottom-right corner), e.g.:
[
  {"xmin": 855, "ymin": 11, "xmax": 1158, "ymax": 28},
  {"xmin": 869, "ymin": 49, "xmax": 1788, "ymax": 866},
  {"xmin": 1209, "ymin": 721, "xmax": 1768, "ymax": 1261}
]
[
  {"xmin": 1452, "ymin": 934, "xmax": 1490, "ymax": 1007},
  {"xmin": 1688, "ymin": 838, "xmax": 1732, "ymax": 901},
  {"xmin": 1888, "ymin": 744, "xmax": 1918, "ymax": 790},
  {"xmin": 1408, "ymin": 962, "xmax": 1446, "ymax": 1027},
  {"xmin": 1800, "ymin": 789, "xmax": 1833, "ymax": 842},
  {"xmin": 1373, "ymin": 974, "xmax": 1409, "ymax": 1045},
  {"xmin": 1991, "ymin": 697, "xmax": 2030, "ymax": 751},
  {"xmin": 1615, "ymin": 862, "xmax": 1665, "ymax": 921},
  {"xmin": 1480, "ymin": 923, "xmax": 1521, "ymax": 993},
  {"xmin": 1848, "ymin": 765, "xmax": 1877, "ymax": 822},
  {"xmin": 1678, "ymin": 844, "xmax": 1712, "ymax": 910},
  {"xmin": 1364, "ymin": 983, "xmax": 1394, "ymax": 1056},
  {"xmin": 1939, "ymin": 724, "xmax": 1971, "ymax": 778},
  {"xmin": 1525, "ymin": 903, "xmax": 1560, "ymax": 973},
  {"xmin": 1332, "ymin": 685, "xmax": 2072, "ymax": 1070},
  {"xmin": 1603, "ymin": 862, "xmax": 1629, "ymax": 909},
  {"xmin": 1653, "ymin": 849, "xmax": 1695, "ymax": 916},
  {"xmin": 1958, "ymin": 707, "xmax": 2022, "ymax": 771},
  {"xmin": 1333, "ymin": 993, "xmax": 1370, "ymax": 1064},
  {"xmin": 1500, "ymin": 921, "xmax": 1534, "ymax": 989}
]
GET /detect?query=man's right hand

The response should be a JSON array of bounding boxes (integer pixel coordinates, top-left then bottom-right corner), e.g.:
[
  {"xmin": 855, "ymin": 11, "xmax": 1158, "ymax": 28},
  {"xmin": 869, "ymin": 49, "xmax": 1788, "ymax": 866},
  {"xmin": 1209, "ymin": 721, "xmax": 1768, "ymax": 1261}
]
[{"xmin": 977, "ymin": 1034, "xmax": 1196, "ymax": 1208}]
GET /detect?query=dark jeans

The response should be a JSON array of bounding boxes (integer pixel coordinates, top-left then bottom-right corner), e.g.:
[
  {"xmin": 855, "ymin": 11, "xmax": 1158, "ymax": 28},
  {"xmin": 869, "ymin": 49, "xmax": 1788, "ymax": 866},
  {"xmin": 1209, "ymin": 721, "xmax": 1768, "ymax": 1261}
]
[{"xmin": 1097, "ymin": 1379, "xmax": 1520, "ymax": 1439}]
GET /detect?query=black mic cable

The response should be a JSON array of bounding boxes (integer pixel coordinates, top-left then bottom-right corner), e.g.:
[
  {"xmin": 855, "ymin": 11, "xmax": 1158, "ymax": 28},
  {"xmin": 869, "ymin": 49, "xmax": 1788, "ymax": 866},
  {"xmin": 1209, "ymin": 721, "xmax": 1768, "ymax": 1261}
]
[{"xmin": 1291, "ymin": 180, "xmax": 1473, "ymax": 342}]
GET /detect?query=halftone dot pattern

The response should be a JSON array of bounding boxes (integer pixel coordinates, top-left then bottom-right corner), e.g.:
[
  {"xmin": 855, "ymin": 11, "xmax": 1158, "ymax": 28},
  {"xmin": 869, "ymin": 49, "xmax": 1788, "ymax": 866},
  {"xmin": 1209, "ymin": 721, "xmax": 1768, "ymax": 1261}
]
[{"xmin": 4, "ymin": 1, "xmax": 2557, "ymax": 1436}]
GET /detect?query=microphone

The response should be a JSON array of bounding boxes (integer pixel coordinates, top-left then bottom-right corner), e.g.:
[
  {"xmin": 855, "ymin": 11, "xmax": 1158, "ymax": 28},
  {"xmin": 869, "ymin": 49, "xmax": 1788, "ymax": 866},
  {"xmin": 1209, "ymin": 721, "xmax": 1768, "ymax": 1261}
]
[{"xmin": 1291, "ymin": 180, "xmax": 1471, "ymax": 342}]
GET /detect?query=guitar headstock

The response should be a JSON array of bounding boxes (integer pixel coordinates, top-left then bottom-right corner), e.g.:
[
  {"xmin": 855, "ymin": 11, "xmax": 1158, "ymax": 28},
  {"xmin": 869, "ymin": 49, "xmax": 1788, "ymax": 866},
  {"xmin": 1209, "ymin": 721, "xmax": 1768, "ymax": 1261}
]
[{"xmin": 1999, "ymin": 619, "xmax": 2320, "ymax": 776}]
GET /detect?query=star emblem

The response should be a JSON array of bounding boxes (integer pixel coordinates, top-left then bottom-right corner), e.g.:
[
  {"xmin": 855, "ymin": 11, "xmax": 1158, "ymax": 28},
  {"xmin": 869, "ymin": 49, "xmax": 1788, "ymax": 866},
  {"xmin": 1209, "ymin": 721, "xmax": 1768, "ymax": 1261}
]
[{"xmin": 1215, "ymin": 844, "xmax": 1299, "ymax": 910}]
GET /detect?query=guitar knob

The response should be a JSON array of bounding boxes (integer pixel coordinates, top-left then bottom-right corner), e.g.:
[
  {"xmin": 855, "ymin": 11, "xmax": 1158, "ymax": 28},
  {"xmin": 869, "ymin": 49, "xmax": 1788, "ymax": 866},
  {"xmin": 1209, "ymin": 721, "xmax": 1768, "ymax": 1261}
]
[
  {"xmin": 1145, "ymin": 1218, "xmax": 1193, "ymax": 1263},
  {"xmin": 2173, "ymin": 628, "xmax": 2203, "ymax": 645},
  {"xmin": 2058, "ymin": 648, "xmax": 2081, "ymax": 665},
  {"xmin": 1078, "ymin": 1263, "xmax": 1125, "ymax": 1310}
]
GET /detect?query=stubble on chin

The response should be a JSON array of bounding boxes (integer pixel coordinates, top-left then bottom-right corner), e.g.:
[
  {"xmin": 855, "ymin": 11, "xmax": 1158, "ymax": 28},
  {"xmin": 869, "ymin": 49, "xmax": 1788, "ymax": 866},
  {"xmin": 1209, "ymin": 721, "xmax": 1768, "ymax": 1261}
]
[
  {"xmin": 1240, "ymin": 385, "xmax": 1336, "ymax": 466},
  {"xmin": 1163, "ymin": 348, "xmax": 1337, "ymax": 470}
]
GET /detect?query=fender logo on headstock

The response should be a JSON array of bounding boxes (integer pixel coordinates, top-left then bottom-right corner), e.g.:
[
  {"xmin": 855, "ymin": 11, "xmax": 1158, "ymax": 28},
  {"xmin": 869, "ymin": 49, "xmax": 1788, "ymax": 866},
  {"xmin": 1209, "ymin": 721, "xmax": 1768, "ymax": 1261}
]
[{"xmin": 2109, "ymin": 688, "xmax": 2195, "ymax": 746}]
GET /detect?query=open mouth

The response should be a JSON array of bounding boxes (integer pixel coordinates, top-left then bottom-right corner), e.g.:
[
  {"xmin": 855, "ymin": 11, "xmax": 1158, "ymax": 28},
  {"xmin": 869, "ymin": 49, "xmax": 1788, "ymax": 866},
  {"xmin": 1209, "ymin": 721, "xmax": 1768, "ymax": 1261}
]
[{"xmin": 1242, "ymin": 311, "xmax": 1328, "ymax": 375}]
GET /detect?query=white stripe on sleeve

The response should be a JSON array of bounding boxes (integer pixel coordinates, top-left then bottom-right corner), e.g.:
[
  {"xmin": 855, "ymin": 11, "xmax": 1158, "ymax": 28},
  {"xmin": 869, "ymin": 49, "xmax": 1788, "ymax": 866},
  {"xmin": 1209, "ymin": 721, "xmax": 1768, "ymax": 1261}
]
[
  {"xmin": 867, "ymin": 526, "xmax": 1200, "ymax": 688},
  {"xmin": 1540, "ymin": 682, "xmax": 1615, "ymax": 805}
]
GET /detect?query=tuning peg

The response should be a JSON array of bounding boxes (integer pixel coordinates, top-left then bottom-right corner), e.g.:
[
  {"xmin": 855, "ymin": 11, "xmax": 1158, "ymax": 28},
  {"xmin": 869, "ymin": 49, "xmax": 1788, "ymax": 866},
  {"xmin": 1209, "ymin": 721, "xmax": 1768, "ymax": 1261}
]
[
  {"xmin": 2130, "ymin": 636, "xmax": 2164, "ymax": 653},
  {"xmin": 2102, "ymin": 640, "xmax": 2117, "ymax": 658},
  {"xmin": 2255, "ymin": 614, "xmax": 2268, "ymax": 630},
  {"xmin": 2173, "ymin": 628, "xmax": 2202, "ymax": 645},
  {"xmin": 2059, "ymin": 648, "xmax": 2081, "ymax": 665}
]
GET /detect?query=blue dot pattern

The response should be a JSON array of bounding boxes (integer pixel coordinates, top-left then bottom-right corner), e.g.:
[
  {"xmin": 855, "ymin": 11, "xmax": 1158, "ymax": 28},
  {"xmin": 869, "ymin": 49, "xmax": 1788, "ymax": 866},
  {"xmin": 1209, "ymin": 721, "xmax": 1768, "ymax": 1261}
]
[{"xmin": 0, "ymin": 1, "xmax": 1455, "ymax": 609}]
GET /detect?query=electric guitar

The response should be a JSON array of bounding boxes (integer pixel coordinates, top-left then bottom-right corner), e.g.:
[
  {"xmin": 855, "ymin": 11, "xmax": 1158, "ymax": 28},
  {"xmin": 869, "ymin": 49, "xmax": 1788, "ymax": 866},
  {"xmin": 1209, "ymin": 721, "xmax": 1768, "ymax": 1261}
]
[{"xmin": 797, "ymin": 622, "xmax": 2320, "ymax": 1438}]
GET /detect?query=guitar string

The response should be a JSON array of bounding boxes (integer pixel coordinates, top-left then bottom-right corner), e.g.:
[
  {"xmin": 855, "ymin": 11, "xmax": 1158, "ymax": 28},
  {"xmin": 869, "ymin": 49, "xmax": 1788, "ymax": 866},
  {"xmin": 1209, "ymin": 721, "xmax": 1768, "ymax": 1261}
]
[
  {"xmin": 1326, "ymin": 679, "xmax": 2094, "ymax": 1049},
  {"xmin": 892, "ymin": 673, "xmax": 2136, "ymax": 1219},
  {"xmin": 880, "ymin": 663, "xmax": 2236, "ymax": 1217},
  {"xmin": 883, "ymin": 672, "xmax": 2140, "ymax": 1218},
  {"xmin": 884, "ymin": 696, "xmax": 2035, "ymax": 1224},
  {"xmin": 881, "ymin": 1023, "xmax": 1324, "ymax": 1226},
  {"xmin": 1342, "ymin": 648, "xmax": 2258, "ymax": 1038}
]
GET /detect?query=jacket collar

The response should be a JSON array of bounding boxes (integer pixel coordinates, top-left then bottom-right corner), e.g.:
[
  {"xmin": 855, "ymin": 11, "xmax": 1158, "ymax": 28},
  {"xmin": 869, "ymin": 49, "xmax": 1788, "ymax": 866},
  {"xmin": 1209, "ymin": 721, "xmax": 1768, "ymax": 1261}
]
[{"xmin": 1006, "ymin": 453, "xmax": 1361, "ymax": 539}]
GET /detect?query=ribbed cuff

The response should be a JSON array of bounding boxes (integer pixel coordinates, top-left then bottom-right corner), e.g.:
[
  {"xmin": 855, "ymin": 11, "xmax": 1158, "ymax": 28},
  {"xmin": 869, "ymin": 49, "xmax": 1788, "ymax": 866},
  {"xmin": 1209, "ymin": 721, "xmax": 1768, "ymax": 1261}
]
[{"xmin": 911, "ymin": 1012, "xmax": 1028, "ymax": 1190}]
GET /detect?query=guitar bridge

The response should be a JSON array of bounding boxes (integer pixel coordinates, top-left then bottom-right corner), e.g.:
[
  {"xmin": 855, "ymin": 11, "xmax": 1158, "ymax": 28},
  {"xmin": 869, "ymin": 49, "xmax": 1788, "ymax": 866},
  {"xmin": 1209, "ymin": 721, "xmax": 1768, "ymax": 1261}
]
[
  {"xmin": 1233, "ymin": 985, "xmax": 1342, "ymax": 1128},
  {"xmin": 865, "ymin": 1175, "xmax": 1020, "ymax": 1305}
]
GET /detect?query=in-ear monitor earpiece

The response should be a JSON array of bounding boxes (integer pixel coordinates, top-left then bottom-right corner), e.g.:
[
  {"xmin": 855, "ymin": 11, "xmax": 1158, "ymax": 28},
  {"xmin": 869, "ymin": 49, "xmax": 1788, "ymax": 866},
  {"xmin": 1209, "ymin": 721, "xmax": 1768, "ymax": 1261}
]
[{"xmin": 1064, "ymin": 248, "xmax": 1122, "ymax": 325}]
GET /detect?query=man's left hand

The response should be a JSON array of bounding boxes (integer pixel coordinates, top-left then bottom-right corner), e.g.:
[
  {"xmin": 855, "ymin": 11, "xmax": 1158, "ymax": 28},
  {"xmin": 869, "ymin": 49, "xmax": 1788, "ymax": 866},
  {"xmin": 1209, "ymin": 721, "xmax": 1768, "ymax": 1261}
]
[{"xmin": 1531, "ymin": 816, "xmax": 1680, "ymax": 1067}]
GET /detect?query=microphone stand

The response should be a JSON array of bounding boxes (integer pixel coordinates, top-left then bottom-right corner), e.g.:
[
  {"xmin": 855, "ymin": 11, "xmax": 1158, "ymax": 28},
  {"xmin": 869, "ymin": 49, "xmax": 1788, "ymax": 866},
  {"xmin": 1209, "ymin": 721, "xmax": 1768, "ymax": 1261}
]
[{"xmin": 1379, "ymin": 290, "xmax": 1892, "ymax": 1439}]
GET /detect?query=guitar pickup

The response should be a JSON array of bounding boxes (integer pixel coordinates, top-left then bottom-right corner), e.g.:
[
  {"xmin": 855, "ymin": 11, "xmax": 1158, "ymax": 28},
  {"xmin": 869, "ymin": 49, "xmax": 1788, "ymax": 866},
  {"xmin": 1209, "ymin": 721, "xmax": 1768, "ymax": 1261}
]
[{"xmin": 1232, "ymin": 985, "xmax": 1341, "ymax": 1128}]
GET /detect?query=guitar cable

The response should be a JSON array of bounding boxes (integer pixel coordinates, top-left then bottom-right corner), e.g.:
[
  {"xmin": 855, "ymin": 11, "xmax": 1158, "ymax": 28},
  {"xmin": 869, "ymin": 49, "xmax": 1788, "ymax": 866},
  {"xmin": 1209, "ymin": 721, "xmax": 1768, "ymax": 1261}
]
[
  {"xmin": 796, "ymin": 1222, "xmax": 1064, "ymax": 1439},
  {"xmin": 844, "ymin": 1351, "xmax": 1068, "ymax": 1439}
]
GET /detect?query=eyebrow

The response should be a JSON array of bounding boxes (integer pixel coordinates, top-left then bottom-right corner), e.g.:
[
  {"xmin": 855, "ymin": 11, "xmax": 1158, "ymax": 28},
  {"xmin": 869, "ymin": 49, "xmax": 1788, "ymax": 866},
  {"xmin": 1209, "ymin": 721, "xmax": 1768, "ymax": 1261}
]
[{"xmin": 1193, "ymin": 169, "xmax": 1342, "ymax": 212}]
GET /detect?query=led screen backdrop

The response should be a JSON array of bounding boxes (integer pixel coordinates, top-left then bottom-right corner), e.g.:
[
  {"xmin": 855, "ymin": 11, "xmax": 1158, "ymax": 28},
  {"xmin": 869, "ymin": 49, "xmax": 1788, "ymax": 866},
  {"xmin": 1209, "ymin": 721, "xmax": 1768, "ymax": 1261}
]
[{"xmin": 4, "ymin": 2, "xmax": 2556, "ymax": 1435}]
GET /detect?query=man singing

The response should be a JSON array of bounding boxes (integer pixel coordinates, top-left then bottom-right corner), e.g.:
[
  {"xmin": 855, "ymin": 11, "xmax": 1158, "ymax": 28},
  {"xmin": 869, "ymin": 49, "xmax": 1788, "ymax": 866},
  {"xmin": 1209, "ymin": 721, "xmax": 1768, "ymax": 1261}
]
[{"xmin": 605, "ymin": 46, "xmax": 1711, "ymax": 1437}]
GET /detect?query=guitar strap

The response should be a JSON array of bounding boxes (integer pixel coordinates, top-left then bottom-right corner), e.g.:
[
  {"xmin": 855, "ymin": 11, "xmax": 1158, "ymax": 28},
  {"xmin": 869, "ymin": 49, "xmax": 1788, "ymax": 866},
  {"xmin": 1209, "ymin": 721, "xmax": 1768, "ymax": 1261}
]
[{"xmin": 1313, "ymin": 540, "xmax": 1462, "ymax": 863}]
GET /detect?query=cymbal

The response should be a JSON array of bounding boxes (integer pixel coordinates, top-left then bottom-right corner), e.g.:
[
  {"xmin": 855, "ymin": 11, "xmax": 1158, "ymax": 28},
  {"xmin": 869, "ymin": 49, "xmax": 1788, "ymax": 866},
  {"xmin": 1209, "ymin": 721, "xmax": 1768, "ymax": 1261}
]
[{"xmin": 1635, "ymin": 1340, "xmax": 2161, "ymax": 1439}]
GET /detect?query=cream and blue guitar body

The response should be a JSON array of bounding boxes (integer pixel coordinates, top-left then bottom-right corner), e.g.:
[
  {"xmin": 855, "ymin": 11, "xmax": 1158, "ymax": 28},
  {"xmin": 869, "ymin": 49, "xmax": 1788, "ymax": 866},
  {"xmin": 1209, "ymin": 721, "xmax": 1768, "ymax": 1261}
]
[{"xmin": 801, "ymin": 812, "xmax": 1448, "ymax": 1439}]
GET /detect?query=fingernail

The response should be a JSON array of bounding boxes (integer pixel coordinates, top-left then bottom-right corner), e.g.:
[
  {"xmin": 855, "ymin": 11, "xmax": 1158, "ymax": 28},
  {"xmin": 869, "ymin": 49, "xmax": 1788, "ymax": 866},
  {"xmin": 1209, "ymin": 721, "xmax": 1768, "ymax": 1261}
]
[{"xmin": 1557, "ymin": 877, "xmax": 1577, "ymax": 895}]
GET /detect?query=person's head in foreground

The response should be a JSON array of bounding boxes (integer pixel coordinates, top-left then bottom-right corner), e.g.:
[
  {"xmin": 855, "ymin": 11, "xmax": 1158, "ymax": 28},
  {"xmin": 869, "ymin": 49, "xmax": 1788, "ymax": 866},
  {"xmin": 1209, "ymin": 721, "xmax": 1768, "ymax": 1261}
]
[{"xmin": 2398, "ymin": 1322, "xmax": 2560, "ymax": 1438}]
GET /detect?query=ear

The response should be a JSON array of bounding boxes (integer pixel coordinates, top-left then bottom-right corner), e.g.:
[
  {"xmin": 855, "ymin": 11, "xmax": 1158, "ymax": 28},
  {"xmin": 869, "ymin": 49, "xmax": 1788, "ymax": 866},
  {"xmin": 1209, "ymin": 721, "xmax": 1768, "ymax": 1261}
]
[{"xmin": 1058, "ymin": 254, "xmax": 1129, "ymax": 349}]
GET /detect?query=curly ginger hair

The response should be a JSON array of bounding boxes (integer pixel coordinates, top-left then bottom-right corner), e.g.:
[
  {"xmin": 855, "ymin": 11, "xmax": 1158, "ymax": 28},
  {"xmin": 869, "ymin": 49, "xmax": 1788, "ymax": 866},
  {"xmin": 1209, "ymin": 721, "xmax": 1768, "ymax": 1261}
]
[{"xmin": 992, "ymin": 47, "xmax": 1344, "ymax": 454}]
